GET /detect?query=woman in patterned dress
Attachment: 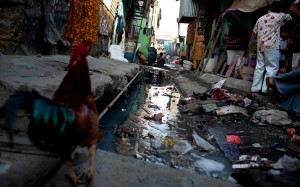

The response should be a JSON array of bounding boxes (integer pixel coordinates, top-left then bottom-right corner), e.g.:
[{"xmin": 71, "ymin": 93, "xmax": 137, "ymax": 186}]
[
  {"xmin": 193, "ymin": 27, "xmax": 206, "ymax": 70},
  {"xmin": 64, "ymin": 0, "xmax": 100, "ymax": 69}
]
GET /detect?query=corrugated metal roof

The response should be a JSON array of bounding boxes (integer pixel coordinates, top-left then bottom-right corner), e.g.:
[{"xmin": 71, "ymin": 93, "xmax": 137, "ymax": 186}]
[
  {"xmin": 178, "ymin": 0, "xmax": 207, "ymax": 23},
  {"xmin": 110, "ymin": 0, "xmax": 119, "ymax": 17}
]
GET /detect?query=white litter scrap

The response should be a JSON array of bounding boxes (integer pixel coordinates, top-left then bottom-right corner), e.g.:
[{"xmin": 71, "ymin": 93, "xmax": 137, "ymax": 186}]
[
  {"xmin": 271, "ymin": 155, "xmax": 300, "ymax": 172},
  {"xmin": 206, "ymin": 79, "xmax": 227, "ymax": 94},
  {"xmin": 243, "ymin": 97, "xmax": 252, "ymax": 107},
  {"xmin": 252, "ymin": 143, "xmax": 263, "ymax": 148},
  {"xmin": 194, "ymin": 157, "xmax": 225, "ymax": 174},
  {"xmin": 238, "ymin": 155, "xmax": 261, "ymax": 162},
  {"xmin": 251, "ymin": 109, "xmax": 291, "ymax": 126},
  {"xmin": 108, "ymin": 45, "xmax": 129, "ymax": 63},
  {"xmin": 232, "ymin": 162, "xmax": 260, "ymax": 169},
  {"xmin": 172, "ymin": 140, "xmax": 193, "ymax": 155},
  {"xmin": 183, "ymin": 60, "xmax": 193, "ymax": 70},
  {"xmin": 215, "ymin": 105, "xmax": 249, "ymax": 116},
  {"xmin": 211, "ymin": 79, "xmax": 226, "ymax": 90},
  {"xmin": 192, "ymin": 131, "xmax": 216, "ymax": 151}
]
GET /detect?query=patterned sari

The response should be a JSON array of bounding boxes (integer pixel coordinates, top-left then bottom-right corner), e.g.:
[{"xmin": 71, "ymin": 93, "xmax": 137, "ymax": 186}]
[{"xmin": 64, "ymin": 0, "xmax": 100, "ymax": 50}]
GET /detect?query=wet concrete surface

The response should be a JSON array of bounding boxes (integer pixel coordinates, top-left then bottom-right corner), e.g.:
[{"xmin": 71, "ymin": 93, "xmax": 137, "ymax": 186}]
[
  {"xmin": 1, "ymin": 55, "xmax": 300, "ymax": 186},
  {"xmin": 0, "ymin": 56, "xmax": 237, "ymax": 187},
  {"xmin": 108, "ymin": 65, "xmax": 300, "ymax": 186}
]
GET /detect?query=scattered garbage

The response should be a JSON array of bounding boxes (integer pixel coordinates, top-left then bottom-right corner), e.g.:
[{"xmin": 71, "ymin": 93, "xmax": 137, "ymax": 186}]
[
  {"xmin": 207, "ymin": 135, "xmax": 214, "ymax": 141},
  {"xmin": 252, "ymin": 143, "xmax": 263, "ymax": 148},
  {"xmin": 144, "ymin": 113, "xmax": 163, "ymax": 121},
  {"xmin": 151, "ymin": 138, "xmax": 163, "ymax": 149},
  {"xmin": 210, "ymin": 79, "xmax": 227, "ymax": 91},
  {"xmin": 293, "ymin": 121, "xmax": 300, "ymax": 127},
  {"xmin": 172, "ymin": 140, "xmax": 193, "ymax": 155},
  {"xmin": 267, "ymin": 169, "xmax": 281, "ymax": 175},
  {"xmin": 179, "ymin": 102, "xmax": 202, "ymax": 114},
  {"xmin": 202, "ymin": 104, "xmax": 219, "ymax": 113},
  {"xmin": 108, "ymin": 45, "xmax": 129, "ymax": 62},
  {"xmin": 134, "ymin": 153, "xmax": 143, "ymax": 160},
  {"xmin": 232, "ymin": 163, "xmax": 260, "ymax": 169},
  {"xmin": 171, "ymin": 155, "xmax": 195, "ymax": 170},
  {"xmin": 291, "ymin": 135, "xmax": 300, "ymax": 143},
  {"xmin": 183, "ymin": 60, "xmax": 193, "ymax": 70},
  {"xmin": 192, "ymin": 131, "xmax": 216, "ymax": 151},
  {"xmin": 215, "ymin": 105, "xmax": 249, "ymax": 116},
  {"xmin": 193, "ymin": 92, "xmax": 208, "ymax": 100},
  {"xmin": 226, "ymin": 135, "xmax": 241, "ymax": 144},
  {"xmin": 279, "ymin": 118, "xmax": 293, "ymax": 126},
  {"xmin": 212, "ymin": 89, "xmax": 244, "ymax": 105},
  {"xmin": 237, "ymin": 155, "xmax": 261, "ymax": 162},
  {"xmin": 251, "ymin": 109, "xmax": 291, "ymax": 126},
  {"xmin": 194, "ymin": 156, "xmax": 225, "ymax": 175},
  {"xmin": 271, "ymin": 155, "xmax": 300, "ymax": 172},
  {"xmin": 162, "ymin": 137, "xmax": 177, "ymax": 148},
  {"xmin": 243, "ymin": 97, "xmax": 252, "ymax": 107},
  {"xmin": 270, "ymin": 143, "xmax": 298, "ymax": 154},
  {"xmin": 119, "ymin": 137, "xmax": 129, "ymax": 144},
  {"xmin": 286, "ymin": 128, "xmax": 296, "ymax": 136}
]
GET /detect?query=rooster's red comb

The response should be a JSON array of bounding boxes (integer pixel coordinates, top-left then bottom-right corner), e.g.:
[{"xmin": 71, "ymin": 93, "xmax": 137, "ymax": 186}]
[{"xmin": 69, "ymin": 42, "xmax": 89, "ymax": 67}]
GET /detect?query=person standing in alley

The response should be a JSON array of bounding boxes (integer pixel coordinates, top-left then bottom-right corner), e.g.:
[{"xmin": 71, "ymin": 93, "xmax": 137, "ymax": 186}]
[
  {"xmin": 193, "ymin": 27, "xmax": 205, "ymax": 70},
  {"xmin": 250, "ymin": 5, "xmax": 292, "ymax": 93},
  {"xmin": 64, "ymin": 0, "xmax": 100, "ymax": 70},
  {"xmin": 157, "ymin": 52, "xmax": 165, "ymax": 67},
  {"xmin": 137, "ymin": 51, "xmax": 147, "ymax": 65}
]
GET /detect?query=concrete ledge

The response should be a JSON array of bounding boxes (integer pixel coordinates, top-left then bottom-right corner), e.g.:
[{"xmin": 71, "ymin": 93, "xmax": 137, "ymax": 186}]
[
  {"xmin": 200, "ymin": 73, "xmax": 252, "ymax": 93},
  {"xmin": 46, "ymin": 149, "xmax": 237, "ymax": 187},
  {"xmin": 0, "ymin": 55, "xmax": 141, "ymax": 104}
]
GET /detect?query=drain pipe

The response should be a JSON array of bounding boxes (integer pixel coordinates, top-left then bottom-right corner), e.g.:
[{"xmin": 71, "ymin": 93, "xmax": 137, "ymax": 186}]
[{"xmin": 98, "ymin": 70, "xmax": 142, "ymax": 119}]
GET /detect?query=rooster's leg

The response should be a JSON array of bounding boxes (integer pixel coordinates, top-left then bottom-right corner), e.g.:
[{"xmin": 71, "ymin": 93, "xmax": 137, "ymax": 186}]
[
  {"xmin": 64, "ymin": 160, "xmax": 78, "ymax": 186},
  {"xmin": 87, "ymin": 144, "xmax": 96, "ymax": 185}
]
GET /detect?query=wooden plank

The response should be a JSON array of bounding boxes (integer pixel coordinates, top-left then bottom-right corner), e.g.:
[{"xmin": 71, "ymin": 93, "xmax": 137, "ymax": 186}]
[
  {"xmin": 199, "ymin": 19, "xmax": 224, "ymax": 76},
  {"xmin": 213, "ymin": 51, "xmax": 226, "ymax": 74},
  {"xmin": 220, "ymin": 62, "xmax": 228, "ymax": 76},
  {"xmin": 225, "ymin": 55, "xmax": 239, "ymax": 77}
]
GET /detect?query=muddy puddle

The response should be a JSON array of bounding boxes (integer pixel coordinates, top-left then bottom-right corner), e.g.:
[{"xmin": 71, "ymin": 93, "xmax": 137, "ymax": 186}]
[{"xmin": 99, "ymin": 66, "xmax": 234, "ymax": 182}]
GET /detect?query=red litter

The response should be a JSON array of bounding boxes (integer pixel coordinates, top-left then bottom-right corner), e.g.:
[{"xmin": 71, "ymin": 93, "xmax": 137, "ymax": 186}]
[
  {"xmin": 226, "ymin": 135, "xmax": 241, "ymax": 144},
  {"xmin": 286, "ymin": 128, "xmax": 295, "ymax": 136}
]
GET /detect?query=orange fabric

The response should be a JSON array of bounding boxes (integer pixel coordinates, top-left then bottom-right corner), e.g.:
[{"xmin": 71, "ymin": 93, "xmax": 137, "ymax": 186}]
[
  {"xmin": 193, "ymin": 34, "xmax": 205, "ymax": 70},
  {"xmin": 64, "ymin": 0, "xmax": 100, "ymax": 51}
]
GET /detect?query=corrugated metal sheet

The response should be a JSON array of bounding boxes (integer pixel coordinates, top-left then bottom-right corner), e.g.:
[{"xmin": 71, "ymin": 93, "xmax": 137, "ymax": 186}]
[
  {"xmin": 110, "ymin": 0, "xmax": 119, "ymax": 17},
  {"xmin": 178, "ymin": 0, "xmax": 207, "ymax": 23},
  {"xmin": 229, "ymin": 0, "xmax": 272, "ymax": 12},
  {"xmin": 99, "ymin": 4, "xmax": 115, "ymax": 36}
]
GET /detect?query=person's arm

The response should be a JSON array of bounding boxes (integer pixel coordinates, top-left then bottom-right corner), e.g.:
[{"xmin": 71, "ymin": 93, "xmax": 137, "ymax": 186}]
[
  {"xmin": 249, "ymin": 21, "xmax": 258, "ymax": 44},
  {"xmin": 141, "ymin": 55, "xmax": 146, "ymax": 64},
  {"xmin": 193, "ymin": 35, "xmax": 197, "ymax": 53},
  {"xmin": 289, "ymin": 3, "xmax": 300, "ymax": 21},
  {"xmin": 200, "ymin": 35, "xmax": 205, "ymax": 48},
  {"xmin": 280, "ymin": 12, "xmax": 293, "ymax": 21}
]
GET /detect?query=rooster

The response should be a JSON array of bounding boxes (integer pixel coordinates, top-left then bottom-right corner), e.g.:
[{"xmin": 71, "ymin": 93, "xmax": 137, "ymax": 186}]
[{"xmin": 1, "ymin": 43, "xmax": 102, "ymax": 186}]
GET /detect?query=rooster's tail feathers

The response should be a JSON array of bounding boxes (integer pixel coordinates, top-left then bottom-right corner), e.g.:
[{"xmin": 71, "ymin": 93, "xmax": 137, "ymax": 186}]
[
  {"xmin": 32, "ymin": 99, "xmax": 75, "ymax": 133},
  {"xmin": 2, "ymin": 90, "xmax": 75, "ymax": 144}
]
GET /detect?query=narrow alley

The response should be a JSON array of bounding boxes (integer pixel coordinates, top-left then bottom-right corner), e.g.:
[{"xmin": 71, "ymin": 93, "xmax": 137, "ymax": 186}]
[{"xmin": 0, "ymin": 0, "xmax": 300, "ymax": 187}]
